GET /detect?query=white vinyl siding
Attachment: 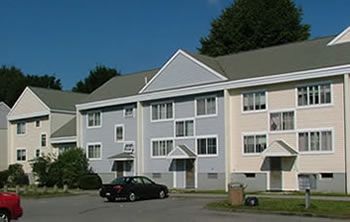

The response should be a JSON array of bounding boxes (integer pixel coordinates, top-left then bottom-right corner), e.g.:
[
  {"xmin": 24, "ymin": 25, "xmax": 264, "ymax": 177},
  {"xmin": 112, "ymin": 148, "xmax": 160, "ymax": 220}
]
[
  {"xmin": 297, "ymin": 83, "xmax": 331, "ymax": 106},
  {"xmin": 175, "ymin": 120, "xmax": 194, "ymax": 137},
  {"xmin": 243, "ymin": 134, "xmax": 267, "ymax": 154},
  {"xmin": 298, "ymin": 130, "xmax": 333, "ymax": 152},
  {"xmin": 196, "ymin": 97, "xmax": 216, "ymax": 116},
  {"xmin": 87, "ymin": 112, "xmax": 101, "ymax": 127},
  {"xmin": 17, "ymin": 122, "xmax": 26, "ymax": 135},
  {"xmin": 151, "ymin": 102, "xmax": 173, "ymax": 121},
  {"xmin": 243, "ymin": 91, "xmax": 266, "ymax": 112},
  {"xmin": 152, "ymin": 140, "xmax": 173, "ymax": 157},
  {"xmin": 197, "ymin": 137, "xmax": 217, "ymax": 156},
  {"xmin": 270, "ymin": 111, "xmax": 294, "ymax": 131},
  {"xmin": 87, "ymin": 144, "xmax": 101, "ymax": 159}
]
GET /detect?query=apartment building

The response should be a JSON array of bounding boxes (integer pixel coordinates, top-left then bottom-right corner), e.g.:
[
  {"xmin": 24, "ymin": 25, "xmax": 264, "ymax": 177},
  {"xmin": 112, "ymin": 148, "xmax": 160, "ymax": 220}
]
[
  {"xmin": 7, "ymin": 87, "xmax": 86, "ymax": 177},
  {"xmin": 0, "ymin": 102, "xmax": 10, "ymax": 170}
]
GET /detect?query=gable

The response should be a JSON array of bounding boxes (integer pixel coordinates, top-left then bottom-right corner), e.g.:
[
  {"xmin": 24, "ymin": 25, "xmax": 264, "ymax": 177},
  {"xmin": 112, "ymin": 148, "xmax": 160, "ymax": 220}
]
[
  {"xmin": 8, "ymin": 88, "xmax": 49, "ymax": 120},
  {"xmin": 141, "ymin": 50, "xmax": 227, "ymax": 93},
  {"xmin": 328, "ymin": 26, "xmax": 350, "ymax": 46},
  {"xmin": 0, "ymin": 103, "xmax": 10, "ymax": 129},
  {"xmin": 262, "ymin": 140, "xmax": 298, "ymax": 157}
]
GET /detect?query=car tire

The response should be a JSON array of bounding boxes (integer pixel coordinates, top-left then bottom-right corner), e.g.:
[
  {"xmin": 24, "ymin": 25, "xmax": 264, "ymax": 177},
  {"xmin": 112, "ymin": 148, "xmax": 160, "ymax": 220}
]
[
  {"xmin": 159, "ymin": 190, "xmax": 166, "ymax": 199},
  {"xmin": 107, "ymin": 197, "xmax": 115, "ymax": 202},
  {"xmin": 128, "ymin": 192, "xmax": 136, "ymax": 202},
  {"xmin": 0, "ymin": 210, "xmax": 10, "ymax": 222}
]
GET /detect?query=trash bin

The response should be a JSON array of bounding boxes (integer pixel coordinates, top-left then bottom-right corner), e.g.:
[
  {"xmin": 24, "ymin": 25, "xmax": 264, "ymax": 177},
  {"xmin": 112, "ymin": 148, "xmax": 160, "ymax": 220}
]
[{"xmin": 227, "ymin": 183, "xmax": 244, "ymax": 206}]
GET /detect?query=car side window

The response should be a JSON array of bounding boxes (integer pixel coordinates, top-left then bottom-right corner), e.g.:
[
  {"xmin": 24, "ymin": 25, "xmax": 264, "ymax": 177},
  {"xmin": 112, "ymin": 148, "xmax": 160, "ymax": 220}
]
[
  {"xmin": 142, "ymin": 177, "xmax": 154, "ymax": 185},
  {"xmin": 132, "ymin": 178, "xmax": 144, "ymax": 184}
]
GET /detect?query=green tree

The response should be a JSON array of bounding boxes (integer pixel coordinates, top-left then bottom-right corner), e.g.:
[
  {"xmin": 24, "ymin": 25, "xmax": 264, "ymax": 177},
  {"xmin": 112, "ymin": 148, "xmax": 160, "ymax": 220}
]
[
  {"xmin": 26, "ymin": 74, "xmax": 62, "ymax": 90},
  {"xmin": 72, "ymin": 65, "xmax": 120, "ymax": 93},
  {"xmin": 199, "ymin": 0, "xmax": 310, "ymax": 56}
]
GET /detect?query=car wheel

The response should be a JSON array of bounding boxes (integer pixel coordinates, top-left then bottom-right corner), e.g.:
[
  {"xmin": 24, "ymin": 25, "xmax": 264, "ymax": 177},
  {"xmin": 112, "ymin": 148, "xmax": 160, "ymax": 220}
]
[
  {"xmin": 128, "ymin": 192, "xmax": 136, "ymax": 202},
  {"xmin": 0, "ymin": 210, "xmax": 10, "ymax": 222},
  {"xmin": 159, "ymin": 190, "xmax": 166, "ymax": 199},
  {"xmin": 107, "ymin": 197, "xmax": 115, "ymax": 202}
]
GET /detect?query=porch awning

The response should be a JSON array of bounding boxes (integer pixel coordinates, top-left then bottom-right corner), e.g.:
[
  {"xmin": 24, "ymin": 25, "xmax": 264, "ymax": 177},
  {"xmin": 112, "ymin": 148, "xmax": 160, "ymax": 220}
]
[
  {"xmin": 108, "ymin": 152, "xmax": 134, "ymax": 161},
  {"xmin": 261, "ymin": 140, "xmax": 298, "ymax": 157},
  {"xmin": 167, "ymin": 145, "xmax": 196, "ymax": 159}
]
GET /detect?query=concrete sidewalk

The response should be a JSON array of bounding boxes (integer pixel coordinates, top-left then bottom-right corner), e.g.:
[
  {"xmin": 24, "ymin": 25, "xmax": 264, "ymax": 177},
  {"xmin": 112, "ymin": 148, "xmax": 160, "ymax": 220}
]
[{"xmin": 169, "ymin": 192, "xmax": 350, "ymax": 202}]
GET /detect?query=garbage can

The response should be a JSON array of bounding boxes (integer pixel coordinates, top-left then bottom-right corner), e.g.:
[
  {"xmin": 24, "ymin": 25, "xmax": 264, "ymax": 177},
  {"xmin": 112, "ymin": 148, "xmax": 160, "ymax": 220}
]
[{"xmin": 228, "ymin": 183, "xmax": 244, "ymax": 206}]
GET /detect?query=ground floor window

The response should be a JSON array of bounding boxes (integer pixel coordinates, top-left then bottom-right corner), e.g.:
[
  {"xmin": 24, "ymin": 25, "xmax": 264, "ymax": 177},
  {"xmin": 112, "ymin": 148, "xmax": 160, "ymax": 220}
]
[
  {"xmin": 243, "ymin": 134, "xmax": 267, "ymax": 154},
  {"xmin": 298, "ymin": 130, "xmax": 332, "ymax": 152},
  {"xmin": 197, "ymin": 137, "xmax": 217, "ymax": 156},
  {"xmin": 16, "ymin": 149, "xmax": 26, "ymax": 161},
  {"xmin": 87, "ymin": 143, "xmax": 101, "ymax": 159}
]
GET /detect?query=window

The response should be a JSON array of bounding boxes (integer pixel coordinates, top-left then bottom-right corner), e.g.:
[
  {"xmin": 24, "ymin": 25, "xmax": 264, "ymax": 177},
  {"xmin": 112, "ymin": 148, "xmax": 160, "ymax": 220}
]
[
  {"xmin": 115, "ymin": 125, "xmax": 124, "ymax": 142},
  {"xmin": 124, "ymin": 142, "xmax": 135, "ymax": 153},
  {"xmin": 197, "ymin": 137, "xmax": 217, "ymax": 156},
  {"xmin": 87, "ymin": 112, "xmax": 101, "ymax": 127},
  {"xmin": 151, "ymin": 102, "xmax": 173, "ymax": 121},
  {"xmin": 35, "ymin": 120, "xmax": 41, "ymax": 127},
  {"xmin": 152, "ymin": 140, "xmax": 173, "ymax": 157},
  {"xmin": 87, "ymin": 144, "xmax": 101, "ymax": 159},
  {"xmin": 59, "ymin": 146, "xmax": 70, "ymax": 155},
  {"xmin": 175, "ymin": 120, "xmax": 194, "ymax": 137},
  {"xmin": 152, "ymin": 173, "xmax": 162, "ymax": 179},
  {"xmin": 245, "ymin": 173, "xmax": 256, "ymax": 178},
  {"xmin": 16, "ymin": 149, "xmax": 26, "ymax": 161},
  {"xmin": 41, "ymin": 134, "xmax": 47, "ymax": 147},
  {"xmin": 35, "ymin": 149, "xmax": 41, "ymax": 158},
  {"xmin": 243, "ymin": 134, "xmax": 267, "ymax": 154},
  {"xmin": 270, "ymin": 111, "xmax": 294, "ymax": 131},
  {"xmin": 124, "ymin": 107, "xmax": 134, "ymax": 118},
  {"xmin": 17, "ymin": 122, "xmax": 26, "ymax": 135},
  {"xmin": 297, "ymin": 83, "xmax": 331, "ymax": 106},
  {"xmin": 196, "ymin": 97, "xmax": 217, "ymax": 116},
  {"xmin": 208, "ymin": 173, "xmax": 218, "ymax": 179},
  {"xmin": 298, "ymin": 130, "xmax": 332, "ymax": 152},
  {"xmin": 243, "ymin": 91, "xmax": 266, "ymax": 112},
  {"xmin": 320, "ymin": 173, "xmax": 333, "ymax": 179}
]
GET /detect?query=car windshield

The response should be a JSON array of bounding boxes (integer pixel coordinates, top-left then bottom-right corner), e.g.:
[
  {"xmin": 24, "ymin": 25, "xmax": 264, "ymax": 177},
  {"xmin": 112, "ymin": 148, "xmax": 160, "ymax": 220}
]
[{"xmin": 110, "ymin": 177, "xmax": 132, "ymax": 185}]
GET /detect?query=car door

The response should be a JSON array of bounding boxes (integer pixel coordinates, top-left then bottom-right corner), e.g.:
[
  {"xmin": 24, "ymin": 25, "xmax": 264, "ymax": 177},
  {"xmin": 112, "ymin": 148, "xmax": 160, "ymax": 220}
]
[
  {"xmin": 141, "ymin": 177, "xmax": 158, "ymax": 198},
  {"xmin": 131, "ymin": 177, "xmax": 146, "ymax": 198}
]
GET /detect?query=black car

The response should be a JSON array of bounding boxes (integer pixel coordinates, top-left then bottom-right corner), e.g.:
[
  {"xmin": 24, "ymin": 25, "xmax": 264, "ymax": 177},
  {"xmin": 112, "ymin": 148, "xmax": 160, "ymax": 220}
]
[{"xmin": 99, "ymin": 176, "xmax": 169, "ymax": 202}]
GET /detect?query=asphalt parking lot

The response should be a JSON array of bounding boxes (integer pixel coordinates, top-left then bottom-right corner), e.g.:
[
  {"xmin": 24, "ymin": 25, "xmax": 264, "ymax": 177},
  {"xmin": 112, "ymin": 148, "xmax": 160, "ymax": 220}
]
[{"xmin": 20, "ymin": 194, "xmax": 344, "ymax": 222}]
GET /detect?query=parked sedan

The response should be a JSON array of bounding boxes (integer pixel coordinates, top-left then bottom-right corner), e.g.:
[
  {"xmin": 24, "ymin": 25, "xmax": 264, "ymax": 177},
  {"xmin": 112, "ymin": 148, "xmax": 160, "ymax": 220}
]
[
  {"xmin": 0, "ymin": 192, "xmax": 23, "ymax": 222},
  {"xmin": 100, "ymin": 176, "xmax": 168, "ymax": 202}
]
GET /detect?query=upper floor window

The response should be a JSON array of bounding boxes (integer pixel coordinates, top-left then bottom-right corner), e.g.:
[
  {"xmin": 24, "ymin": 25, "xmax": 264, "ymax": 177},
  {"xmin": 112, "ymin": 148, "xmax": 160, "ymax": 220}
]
[
  {"xmin": 88, "ymin": 112, "xmax": 101, "ymax": 127},
  {"xmin": 35, "ymin": 120, "xmax": 41, "ymax": 127},
  {"xmin": 124, "ymin": 107, "xmax": 134, "ymax": 118},
  {"xmin": 243, "ymin": 91, "xmax": 266, "ymax": 112},
  {"xmin": 298, "ymin": 130, "xmax": 332, "ymax": 152},
  {"xmin": 115, "ymin": 125, "xmax": 124, "ymax": 142},
  {"xmin": 17, "ymin": 122, "xmax": 26, "ymax": 135},
  {"xmin": 151, "ymin": 102, "xmax": 173, "ymax": 121},
  {"xmin": 41, "ymin": 133, "xmax": 47, "ymax": 147},
  {"xmin": 16, "ymin": 149, "xmax": 26, "ymax": 161},
  {"xmin": 196, "ymin": 97, "xmax": 216, "ymax": 116},
  {"xmin": 87, "ymin": 143, "xmax": 101, "ymax": 160},
  {"xmin": 270, "ymin": 111, "xmax": 294, "ymax": 131},
  {"xmin": 197, "ymin": 137, "xmax": 217, "ymax": 156},
  {"xmin": 243, "ymin": 134, "xmax": 267, "ymax": 154},
  {"xmin": 175, "ymin": 120, "xmax": 194, "ymax": 138},
  {"xmin": 152, "ymin": 139, "xmax": 173, "ymax": 157},
  {"xmin": 297, "ymin": 83, "xmax": 331, "ymax": 106}
]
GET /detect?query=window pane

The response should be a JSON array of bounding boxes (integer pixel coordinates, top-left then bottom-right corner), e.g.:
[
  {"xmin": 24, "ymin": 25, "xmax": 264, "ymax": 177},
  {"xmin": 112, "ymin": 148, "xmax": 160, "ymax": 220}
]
[
  {"xmin": 298, "ymin": 132, "xmax": 309, "ymax": 151},
  {"xmin": 160, "ymin": 104, "xmax": 166, "ymax": 119},
  {"xmin": 270, "ymin": 113, "xmax": 281, "ymax": 131},
  {"xmin": 185, "ymin": 121, "xmax": 194, "ymax": 136},
  {"xmin": 244, "ymin": 136, "xmax": 255, "ymax": 153},
  {"xmin": 152, "ymin": 141, "xmax": 158, "ymax": 156},
  {"xmin": 256, "ymin": 135, "xmax": 266, "ymax": 153},
  {"xmin": 116, "ymin": 126, "xmax": 123, "ymax": 141},
  {"xmin": 176, "ymin": 122, "xmax": 184, "ymax": 137},
  {"xmin": 298, "ymin": 87, "xmax": 308, "ymax": 106},
  {"xmin": 258, "ymin": 92, "xmax": 266, "ymax": 110},
  {"xmin": 166, "ymin": 103, "xmax": 173, "ymax": 118},
  {"xmin": 95, "ymin": 113, "xmax": 101, "ymax": 126},
  {"xmin": 197, "ymin": 99, "xmax": 206, "ymax": 115},
  {"xmin": 321, "ymin": 131, "xmax": 332, "ymax": 151},
  {"xmin": 310, "ymin": 132, "xmax": 320, "ymax": 151},
  {"xmin": 282, "ymin": 112, "xmax": 294, "ymax": 130},
  {"xmin": 41, "ymin": 134, "xmax": 47, "ymax": 147},
  {"xmin": 320, "ymin": 84, "xmax": 331, "ymax": 104},
  {"xmin": 152, "ymin": 105, "xmax": 158, "ymax": 120},
  {"xmin": 206, "ymin": 98, "xmax": 216, "ymax": 114},
  {"xmin": 243, "ymin": 94, "xmax": 249, "ymax": 111},
  {"xmin": 198, "ymin": 139, "xmax": 207, "ymax": 154},
  {"xmin": 207, "ymin": 138, "xmax": 217, "ymax": 154}
]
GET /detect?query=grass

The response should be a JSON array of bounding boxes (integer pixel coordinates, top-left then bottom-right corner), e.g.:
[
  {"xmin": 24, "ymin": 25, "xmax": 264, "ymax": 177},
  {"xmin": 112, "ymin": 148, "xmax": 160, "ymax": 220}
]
[{"xmin": 207, "ymin": 198, "xmax": 350, "ymax": 219}]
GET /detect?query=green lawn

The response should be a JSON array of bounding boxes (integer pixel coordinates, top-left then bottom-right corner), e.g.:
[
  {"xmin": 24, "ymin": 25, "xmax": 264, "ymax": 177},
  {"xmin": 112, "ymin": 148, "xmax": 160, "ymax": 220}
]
[{"xmin": 207, "ymin": 198, "xmax": 350, "ymax": 219}]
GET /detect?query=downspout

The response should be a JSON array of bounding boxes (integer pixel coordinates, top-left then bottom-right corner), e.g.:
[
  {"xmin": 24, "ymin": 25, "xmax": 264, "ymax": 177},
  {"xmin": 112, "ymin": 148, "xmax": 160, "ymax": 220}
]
[
  {"xmin": 224, "ymin": 89, "xmax": 231, "ymax": 192},
  {"xmin": 136, "ymin": 101, "xmax": 144, "ymax": 176},
  {"xmin": 344, "ymin": 74, "xmax": 350, "ymax": 194}
]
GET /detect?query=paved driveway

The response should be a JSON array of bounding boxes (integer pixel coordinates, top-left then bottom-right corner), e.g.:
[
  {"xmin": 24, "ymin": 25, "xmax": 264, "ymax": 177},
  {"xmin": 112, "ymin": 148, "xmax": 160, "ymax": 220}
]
[{"xmin": 20, "ymin": 194, "xmax": 343, "ymax": 222}]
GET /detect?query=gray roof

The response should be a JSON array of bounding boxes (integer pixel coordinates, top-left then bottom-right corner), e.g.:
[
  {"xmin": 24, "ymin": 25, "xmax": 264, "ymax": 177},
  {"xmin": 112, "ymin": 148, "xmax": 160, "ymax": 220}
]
[
  {"xmin": 81, "ymin": 69, "xmax": 159, "ymax": 104},
  {"xmin": 29, "ymin": 87, "xmax": 87, "ymax": 111},
  {"xmin": 0, "ymin": 102, "xmax": 10, "ymax": 129},
  {"xmin": 108, "ymin": 152, "xmax": 134, "ymax": 160},
  {"xmin": 79, "ymin": 36, "xmax": 350, "ymax": 104},
  {"xmin": 51, "ymin": 117, "xmax": 76, "ymax": 138}
]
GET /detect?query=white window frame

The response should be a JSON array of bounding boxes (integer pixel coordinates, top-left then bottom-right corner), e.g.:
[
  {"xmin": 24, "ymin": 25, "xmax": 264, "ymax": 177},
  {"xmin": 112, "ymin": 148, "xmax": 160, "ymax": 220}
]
[
  {"xmin": 150, "ymin": 101, "xmax": 175, "ymax": 122},
  {"xmin": 296, "ymin": 128, "xmax": 335, "ymax": 155},
  {"xmin": 16, "ymin": 148, "xmax": 27, "ymax": 162},
  {"xmin": 295, "ymin": 81, "xmax": 333, "ymax": 109},
  {"xmin": 86, "ymin": 142, "xmax": 102, "ymax": 160},
  {"xmin": 268, "ymin": 109, "xmax": 296, "ymax": 134},
  {"xmin": 86, "ymin": 111, "xmax": 102, "ymax": 128},
  {"xmin": 123, "ymin": 141, "xmax": 135, "ymax": 153},
  {"xmin": 123, "ymin": 106, "xmax": 135, "ymax": 118},
  {"xmin": 195, "ymin": 135, "xmax": 219, "ymax": 157},
  {"xmin": 194, "ymin": 95, "xmax": 218, "ymax": 118},
  {"xmin": 174, "ymin": 118, "xmax": 195, "ymax": 139},
  {"xmin": 114, "ymin": 124, "xmax": 125, "ymax": 143},
  {"xmin": 150, "ymin": 137, "xmax": 174, "ymax": 159},
  {"xmin": 241, "ymin": 132, "xmax": 268, "ymax": 156},
  {"xmin": 16, "ymin": 122, "xmax": 26, "ymax": 135},
  {"xmin": 40, "ymin": 133, "xmax": 47, "ymax": 147},
  {"xmin": 241, "ymin": 90, "xmax": 268, "ymax": 113}
]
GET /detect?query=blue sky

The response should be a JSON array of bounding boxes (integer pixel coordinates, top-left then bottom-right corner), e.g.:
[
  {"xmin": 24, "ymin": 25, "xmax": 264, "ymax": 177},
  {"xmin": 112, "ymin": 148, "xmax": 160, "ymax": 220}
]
[{"xmin": 1, "ymin": 0, "xmax": 349, "ymax": 90}]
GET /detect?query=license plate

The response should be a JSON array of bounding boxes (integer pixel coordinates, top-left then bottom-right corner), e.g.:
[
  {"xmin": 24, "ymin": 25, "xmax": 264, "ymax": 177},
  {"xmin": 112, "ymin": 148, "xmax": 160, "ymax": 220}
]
[{"xmin": 106, "ymin": 193, "xmax": 111, "ymax": 196}]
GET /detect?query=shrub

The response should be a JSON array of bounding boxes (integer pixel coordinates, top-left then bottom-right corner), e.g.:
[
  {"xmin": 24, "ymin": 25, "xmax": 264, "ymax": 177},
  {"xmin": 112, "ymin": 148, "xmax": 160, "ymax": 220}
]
[
  {"xmin": 78, "ymin": 174, "xmax": 102, "ymax": 190},
  {"xmin": 7, "ymin": 164, "xmax": 28, "ymax": 186},
  {"xmin": 0, "ymin": 170, "xmax": 9, "ymax": 188}
]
